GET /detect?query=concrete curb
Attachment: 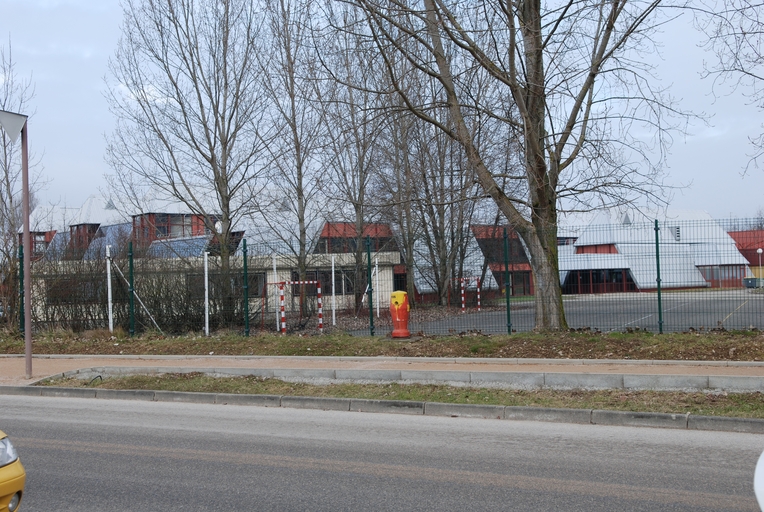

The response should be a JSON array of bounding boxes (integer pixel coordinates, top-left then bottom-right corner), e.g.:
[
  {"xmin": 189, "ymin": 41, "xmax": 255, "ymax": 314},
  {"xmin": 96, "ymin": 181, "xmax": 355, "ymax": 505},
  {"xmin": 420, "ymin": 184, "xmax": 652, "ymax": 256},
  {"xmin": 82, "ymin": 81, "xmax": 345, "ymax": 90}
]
[
  {"xmin": 42, "ymin": 365, "xmax": 764, "ymax": 393},
  {"xmin": 1, "ymin": 385, "xmax": 763, "ymax": 434}
]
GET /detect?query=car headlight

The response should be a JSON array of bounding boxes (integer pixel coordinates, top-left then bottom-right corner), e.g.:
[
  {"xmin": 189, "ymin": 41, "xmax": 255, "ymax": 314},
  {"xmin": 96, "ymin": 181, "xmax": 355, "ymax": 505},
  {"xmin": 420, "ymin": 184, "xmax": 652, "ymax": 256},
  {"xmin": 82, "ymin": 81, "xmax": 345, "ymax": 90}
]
[{"xmin": 0, "ymin": 437, "xmax": 19, "ymax": 467}]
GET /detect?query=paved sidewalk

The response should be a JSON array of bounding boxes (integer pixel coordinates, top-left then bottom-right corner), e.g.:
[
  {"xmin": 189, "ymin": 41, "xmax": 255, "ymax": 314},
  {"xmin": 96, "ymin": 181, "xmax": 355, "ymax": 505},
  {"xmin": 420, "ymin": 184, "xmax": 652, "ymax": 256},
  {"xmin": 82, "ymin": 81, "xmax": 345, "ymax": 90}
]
[{"xmin": 1, "ymin": 354, "xmax": 763, "ymax": 387}]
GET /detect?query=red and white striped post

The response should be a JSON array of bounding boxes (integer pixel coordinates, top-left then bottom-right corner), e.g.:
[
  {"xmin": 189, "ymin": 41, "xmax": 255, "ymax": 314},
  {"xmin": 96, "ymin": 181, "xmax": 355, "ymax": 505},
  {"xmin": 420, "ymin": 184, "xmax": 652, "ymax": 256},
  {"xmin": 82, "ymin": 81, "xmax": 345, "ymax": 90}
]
[
  {"xmin": 317, "ymin": 284, "xmax": 323, "ymax": 333},
  {"xmin": 460, "ymin": 278, "xmax": 466, "ymax": 313},
  {"xmin": 459, "ymin": 277, "xmax": 481, "ymax": 312},
  {"xmin": 279, "ymin": 282, "xmax": 286, "ymax": 334}
]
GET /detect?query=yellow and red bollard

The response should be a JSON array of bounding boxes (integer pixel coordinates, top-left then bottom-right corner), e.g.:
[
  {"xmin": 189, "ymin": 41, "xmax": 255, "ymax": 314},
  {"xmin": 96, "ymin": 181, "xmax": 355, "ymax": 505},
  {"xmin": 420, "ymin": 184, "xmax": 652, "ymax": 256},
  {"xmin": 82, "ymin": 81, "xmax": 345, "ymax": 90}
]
[{"xmin": 390, "ymin": 291, "xmax": 410, "ymax": 338}]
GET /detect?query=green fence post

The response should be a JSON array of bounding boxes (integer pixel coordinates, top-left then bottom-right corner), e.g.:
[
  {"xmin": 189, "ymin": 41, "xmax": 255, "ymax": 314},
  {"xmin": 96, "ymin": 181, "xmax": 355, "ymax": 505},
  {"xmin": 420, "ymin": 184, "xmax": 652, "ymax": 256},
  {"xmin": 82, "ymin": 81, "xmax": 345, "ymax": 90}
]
[
  {"xmin": 243, "ymin": 239, "xmax": 250, "ymax": 336},
  {"xmin": 129, "ymin": 241, "xmax": 135, "ymax": 337},
  {"xmin": 503, "ymin": 228, "xmax": 512, "ymax": 335},
  {"xmin": 18, "ymin": 245, "xmax": 23, "ymax": 334},
  {"xmin": 366, "ymin": 235, "xmax": 374, "ymax": 336},
  {"xmin": 654, "ymin": 219, "xmax": 664, "ymax": 334}
]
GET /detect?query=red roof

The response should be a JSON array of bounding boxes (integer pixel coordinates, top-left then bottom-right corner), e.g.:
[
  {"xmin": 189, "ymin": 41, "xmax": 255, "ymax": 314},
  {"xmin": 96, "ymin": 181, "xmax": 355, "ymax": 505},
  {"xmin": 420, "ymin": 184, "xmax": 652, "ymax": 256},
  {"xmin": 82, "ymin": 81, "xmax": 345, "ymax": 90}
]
[
  {"xmin": 471, "ymin": 225, "xmax": 519, "ymax": 240},
  {"xmin": 320, "ymin": 222, "xmax": 393, "ymax": 238},
  {"xmin": 729, "ymin": 229, "xmax": 764, "ymax": 250},
  {"xmin": 728, "ymin": 230, "xmax": 764, "ymax": 265},
  {"xmin": 488, "ymin": 263, "xmax": 532, "ymax": 273}
]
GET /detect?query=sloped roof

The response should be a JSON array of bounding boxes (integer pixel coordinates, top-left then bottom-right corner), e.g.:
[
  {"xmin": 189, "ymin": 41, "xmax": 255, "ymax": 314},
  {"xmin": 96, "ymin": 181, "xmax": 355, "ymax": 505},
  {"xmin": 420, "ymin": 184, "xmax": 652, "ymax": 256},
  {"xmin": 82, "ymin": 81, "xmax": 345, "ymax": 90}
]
[
  {"xmin": 42, "ymin": 231, "xmax": 70, "ymax": 261},
  {"xmin": 558, "ymin": 244, "xmax": 630, "ymax": 271},
  {"xmin": 319, "ymin": 222, "xmax": 393, "ymax": 238},
  {"xmin": 470, "ymin": 225, "xmax": 521, "ymax": 240},
  {"xmin": 729, "ymin": 229, "xmax": 764, "ymax": 250},
  {"xmin": 147, "ymin": 236, "xmax": 210, "ymax": 259},
  {"xmin": 83, "ymin": 223, "xmax": 132, "ymax": 260},
  {"xmin": 617, "ymin": 243, "xmax": 708, "ymax": 289}
]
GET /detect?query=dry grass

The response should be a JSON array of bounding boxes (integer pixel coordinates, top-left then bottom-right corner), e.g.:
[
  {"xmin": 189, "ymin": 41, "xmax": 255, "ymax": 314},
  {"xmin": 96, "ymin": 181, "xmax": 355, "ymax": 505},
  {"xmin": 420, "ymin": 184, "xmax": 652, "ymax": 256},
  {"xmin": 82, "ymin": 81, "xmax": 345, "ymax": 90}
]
[
  {"xmin": 42, "ymin": 373, "xmax": 764, "ymax": 419},
  {"xmin": 2, "ymin": 328, "xmax": 764, "ymax": 361}
]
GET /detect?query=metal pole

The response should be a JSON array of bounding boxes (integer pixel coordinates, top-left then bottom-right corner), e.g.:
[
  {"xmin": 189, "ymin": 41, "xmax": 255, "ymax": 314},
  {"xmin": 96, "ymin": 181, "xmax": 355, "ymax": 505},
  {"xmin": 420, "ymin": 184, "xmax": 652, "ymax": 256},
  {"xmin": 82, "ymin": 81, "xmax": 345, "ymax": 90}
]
[
  {"xmin": 128, "ymin": 241, "xmax": 135, "ymax": 336},
  {"xmin": 21, "ymin": 122, "xmax": 31, "ymax": 378},
  {"xmin": 204, "ymin": 251, "xmax": 210, "ymax": 336},
  {"xmin": 331, "ymin": 254, "xmax": 336, "ymax": 326},
  {"xmin": 503, "ymin": 228, "xmax": 512, "ymax": 335},
  {"xmin": 375, "ymin": 257, "xmax": 379, "ymax": 318},
  {"xmin": 366, "ymin": 235, "xmax": 374, "ymax": 336},
  {"xmin": 243, "ymin": 240, "xmax": 249, "ymax": 336},
  {"xmin": 106, "ymin": 245, "xmax": 113, "ymax": 333},
  {"xmin": 18, "ymin": 245, "xmax": 23, "ymax": 334},
  {"xmin": 654, "ymin": 220, "xmax": 664, "ymax": 334},
  {"xmin": 273, "ymin": 254, "xmax": 279, "ymax": 331}
]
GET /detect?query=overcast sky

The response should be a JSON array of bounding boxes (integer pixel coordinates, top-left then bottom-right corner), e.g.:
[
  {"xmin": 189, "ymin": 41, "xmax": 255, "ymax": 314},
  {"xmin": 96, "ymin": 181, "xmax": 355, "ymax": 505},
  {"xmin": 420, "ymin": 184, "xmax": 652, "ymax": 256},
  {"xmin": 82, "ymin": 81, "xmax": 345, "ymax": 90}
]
[{"xmin": 1, "ymin": 0, "xmax": 763, "ymax": 222}]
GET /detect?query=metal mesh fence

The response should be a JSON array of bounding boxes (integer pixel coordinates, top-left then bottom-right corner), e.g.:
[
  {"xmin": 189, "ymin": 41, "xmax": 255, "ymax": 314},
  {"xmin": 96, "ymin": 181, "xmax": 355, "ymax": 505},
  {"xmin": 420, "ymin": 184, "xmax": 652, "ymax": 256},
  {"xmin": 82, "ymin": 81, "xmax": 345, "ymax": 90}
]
[{"xmin": 21, "ymin": 217, "xmax": 764, "ymax": 335}]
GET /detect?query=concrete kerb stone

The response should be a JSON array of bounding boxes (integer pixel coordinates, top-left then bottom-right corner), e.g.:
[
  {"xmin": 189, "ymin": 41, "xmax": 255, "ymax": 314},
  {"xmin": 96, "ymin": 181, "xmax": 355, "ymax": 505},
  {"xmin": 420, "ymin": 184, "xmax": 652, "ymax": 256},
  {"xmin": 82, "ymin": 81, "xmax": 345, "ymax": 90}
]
[
  {"xmin": 335, "ymin": 369, "xmax": 401, "ymax": 382},
  {"xmin": 424, "ymin": 402, "xmax": 504, "ymax": 419},
  {"xmin": 40, "ymin": 387, "xmax": 97, "ymax": 399},
  {"xmin": 153, "ymin": 390, "xmax": 216, "ymax": 404},
  {"xmin": 591, "ymin": 409, "xmax": 689, "ymax": 429},
  {"xmin": 708, "ymin": 375, "xmax": 764, "ymax": 392},
  {"xmin": 470, "ymin": 372, "xmax": 544, "ymax": 389},
  {"xmin": 96, "ymin": 389, "xmax": 155, "ymax": 401},
  {"xmin": 688, "ymin": 415, "xmax": 764, "ymax": 433},
  {"xmin": 400, "ymin": 370, "xmax": 471, "ymax": 384},
  {"xmin": 272, "ymin": 369, "xmax": 336, "ymax": 380},
  {"xmin": 212, "ymin": 368, "xmax": 274, "ymax": 378},
  {"xmin": 0, "ymin": 386, "xmax": 41, "ymax": 396},
  {"xmin": 623, "ymin": 374, "xmax": 710, "ymax": 392},
  {"xmin": 544, "ymin": 372, "xmax": 624, "ymax": 390},
  {"xmin": 504, "ymin": 406, "xmax": 592, "ymax": 424},
  {"xmin": 215, "ymin": 393, "xmax": 281, "ymax": 407},
  {"xmin": 281, "ymin": 396, "xmax": 351, "ymax": 412},
  {"xmin": 350, "ymin": 398, "xmax": 424, "ymax": 415}
]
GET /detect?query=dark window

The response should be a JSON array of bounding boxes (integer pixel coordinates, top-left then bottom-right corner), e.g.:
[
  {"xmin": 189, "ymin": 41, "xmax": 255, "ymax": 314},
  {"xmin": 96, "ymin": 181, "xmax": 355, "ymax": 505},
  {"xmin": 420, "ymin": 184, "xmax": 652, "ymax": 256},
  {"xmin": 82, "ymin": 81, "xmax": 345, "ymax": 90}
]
[{"xmin": 393, "ymin": 272, "xmax": 407, "ymax": 292}]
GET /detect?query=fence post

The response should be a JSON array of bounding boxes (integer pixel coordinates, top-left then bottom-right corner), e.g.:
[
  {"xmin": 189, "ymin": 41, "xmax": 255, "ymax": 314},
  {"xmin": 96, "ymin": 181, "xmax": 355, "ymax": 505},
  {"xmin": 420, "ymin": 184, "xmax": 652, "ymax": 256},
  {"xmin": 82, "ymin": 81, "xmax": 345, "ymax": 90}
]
[
  {"xmin": 279, "ymin": 282, "xmax": 286, "ymax": 334},
  {"xmin": 366, "ymin": 235, "xmax": 374, "ymax": 336},
  {"xmin": 503, "ymin": 228, "xmax": 512, "ymax": 335},
  {"xmin": 273, "ymin": 254, "xmax": 279, "ymax": 331},
  {"xmin": 106, "ymin": 245, "xmax": 113, "ymax": 333},
  {"xmin": 375, "ymin": 257, "xmax": 379, "ymax": 318},
  {"xmin": 128, "ymin": 241, "xmax": 135, "ymax": 337},
  {"xmin": 18, "ymin": 245, "xmax": 23, "ymax": 334},
  {"xmin": 331, "ymin": 254, "xmax": 336, "ymax": 326},
  {"xmin": 204, "ymin": 251, "xmax": 210, "ymax": 336},
  {"xmin": 654, "ymin": 219, "xmax": 664, "ymax": 334},
  {"xmin": 243, "ymin": 240, "xmax": 249, "ymax": 336}
]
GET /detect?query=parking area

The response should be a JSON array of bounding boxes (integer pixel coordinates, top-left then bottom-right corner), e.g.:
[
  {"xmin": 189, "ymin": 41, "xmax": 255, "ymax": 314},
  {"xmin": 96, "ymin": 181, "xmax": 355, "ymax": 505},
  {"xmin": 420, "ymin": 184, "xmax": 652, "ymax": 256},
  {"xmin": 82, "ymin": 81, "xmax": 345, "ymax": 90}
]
[{"xmin": 361, "ymin": 289, "xmax": 764, "ymax": 335}]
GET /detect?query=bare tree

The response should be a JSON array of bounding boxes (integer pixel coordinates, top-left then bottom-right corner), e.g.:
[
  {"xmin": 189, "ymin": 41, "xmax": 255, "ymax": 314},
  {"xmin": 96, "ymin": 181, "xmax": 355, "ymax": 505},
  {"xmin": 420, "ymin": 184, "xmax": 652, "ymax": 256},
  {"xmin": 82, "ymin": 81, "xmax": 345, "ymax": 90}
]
[
  {"xmin": 105, "ymin": 0, "xmax": 270, "ymax": 320},
  {"xmin": 250, "ymin": 0, "xmax": 325, "ymax": 295},
  {"xmin": 317, "ymin": 3, "xmax": 388, "ymax": 308},
  {"xmin": 340, "ymin": 0, "xmax": 680, "ymax": 330},
  {"xmin": 0, "ymin": 40, "xmax": 42, "ymax": 328},
  {"xmin": 698, "ymin": 0, "xmax": 764, "ymax": 168},
  {"xmin": 374, "ymin": 107, "xmax": 421, "ymax": 303}
]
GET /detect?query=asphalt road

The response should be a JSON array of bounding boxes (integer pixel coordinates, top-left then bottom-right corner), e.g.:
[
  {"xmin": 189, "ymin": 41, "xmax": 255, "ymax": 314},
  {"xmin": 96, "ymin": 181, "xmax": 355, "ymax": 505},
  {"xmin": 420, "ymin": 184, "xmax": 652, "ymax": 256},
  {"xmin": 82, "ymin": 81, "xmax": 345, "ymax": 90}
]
[{"xmin": 2, "ymin": 395, "xmax": 762, "ymax": 511}]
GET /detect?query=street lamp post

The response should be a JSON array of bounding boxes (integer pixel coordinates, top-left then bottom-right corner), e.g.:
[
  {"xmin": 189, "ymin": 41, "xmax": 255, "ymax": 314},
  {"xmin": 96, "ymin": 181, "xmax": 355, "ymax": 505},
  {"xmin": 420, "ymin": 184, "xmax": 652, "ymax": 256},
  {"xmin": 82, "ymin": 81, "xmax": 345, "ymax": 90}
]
[
  {"xmin": 758, "ymin": 248, "xmax": 763, "ymax": 288},
  {"xmin": 0, "ymin": 110, "xmax": 32, "ymax": 379}
]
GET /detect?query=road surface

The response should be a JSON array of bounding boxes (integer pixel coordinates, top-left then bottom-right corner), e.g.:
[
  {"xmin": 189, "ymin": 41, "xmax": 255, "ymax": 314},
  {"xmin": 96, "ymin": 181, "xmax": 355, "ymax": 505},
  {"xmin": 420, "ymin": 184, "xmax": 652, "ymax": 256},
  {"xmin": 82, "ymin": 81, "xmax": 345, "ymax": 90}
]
[{"xmin": 2, "ymin": 395, "xmax": 761, "ymax": 511}]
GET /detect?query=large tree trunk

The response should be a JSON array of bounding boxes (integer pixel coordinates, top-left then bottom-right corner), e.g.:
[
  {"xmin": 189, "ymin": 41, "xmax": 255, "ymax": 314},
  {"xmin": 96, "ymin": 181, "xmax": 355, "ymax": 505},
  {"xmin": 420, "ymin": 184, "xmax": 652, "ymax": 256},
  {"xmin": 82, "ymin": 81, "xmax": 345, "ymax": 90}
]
[{"xmin": 422, "ymin": 0, "xmax": 566, "ymax": 329}]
